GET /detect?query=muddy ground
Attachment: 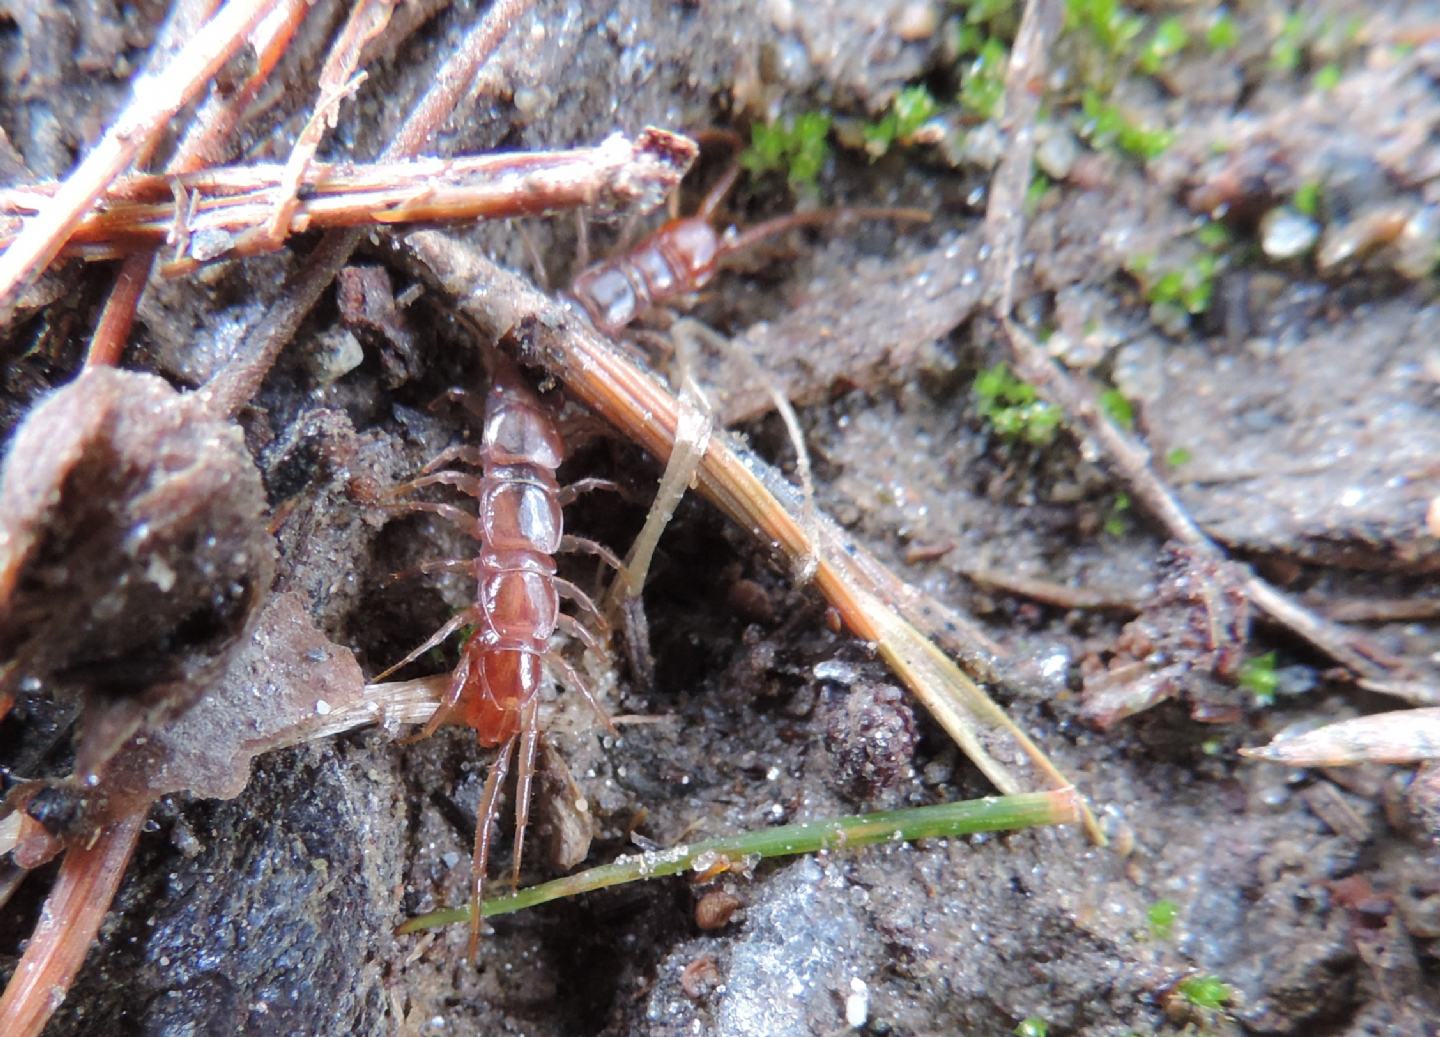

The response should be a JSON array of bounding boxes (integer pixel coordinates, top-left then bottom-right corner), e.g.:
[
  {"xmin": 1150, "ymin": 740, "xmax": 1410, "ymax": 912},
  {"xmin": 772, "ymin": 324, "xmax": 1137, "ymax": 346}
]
[{"xmin": 3, "ymin": 1, "xmax": 1440, "ymax": 1034}]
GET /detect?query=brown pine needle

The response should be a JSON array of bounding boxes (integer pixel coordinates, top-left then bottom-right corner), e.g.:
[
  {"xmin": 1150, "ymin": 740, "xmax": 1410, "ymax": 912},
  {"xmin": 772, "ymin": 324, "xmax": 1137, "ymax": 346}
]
[
  {"xmin": 0, "ymin": 0, "xmax": 284, "ymax": 317},
  {"xmin": 262, "ymin": 0, "xmax": 397, "ymax": 247},
  {"xmin": 0, "ymin": 812, "xmax": 145, "ymax": 1037},
  {"xmin": 85, "ymin": 0, "xmax": 315, "ymax": 369},
  {"xmin": 2, "ymin": 132, "xmax": 699, "ymax": 273}
]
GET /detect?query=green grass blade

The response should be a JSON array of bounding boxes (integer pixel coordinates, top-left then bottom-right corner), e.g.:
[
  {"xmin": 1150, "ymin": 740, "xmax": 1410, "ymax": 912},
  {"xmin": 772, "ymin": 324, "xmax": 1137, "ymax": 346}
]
[{"xmin": 398, "ymin": 789, "xmax": 1079, "ymax": 934}]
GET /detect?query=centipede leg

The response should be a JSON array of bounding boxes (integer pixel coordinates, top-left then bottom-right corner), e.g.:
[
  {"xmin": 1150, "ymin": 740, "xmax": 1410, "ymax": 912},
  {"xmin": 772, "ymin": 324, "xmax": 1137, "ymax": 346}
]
[
  {"xmin": 387, "ymin": 558, "xmax": 474, "ymax": 584},
  {"xmin": 510, "ymin": 697, "xmax": 541, "ymax": 888},
  {"xmin": 371, "ymin": 608, "xmax": 476, "ymax": 683},
  {"xmin": 468, "ymin": 733, "xmax": 515, "ymax": 961},
  {"xmin": 417, "ymin": 443, "xmax": 486, "ymax": 475},
  {"xmin": 544, "ymin": 650, "xmax": 616, "ymax": 734},
  {"xmin": 375, "ymin": 499, "xmax": 479, "ymax": 537},
  {"xmin": 557, "ymin": 477, "xmax": 631, "ymax": 505},
  {"xmin": 553, "ymin": 576, "xmax": 612, "ymax": 637},
  {"xmin": 559, "ymin": 534, "xmax": 626, "ymax": 575},
  {"xmin": 400, "ymin": 646, "xmax": 473, "ymax": 744},
  {"xmin": 557, "ymin": 613, "xmax": 607, "ymax": 657},
  {"xmin": 393, "ymin": 470, "xmax": 484, "ymax": 497}
]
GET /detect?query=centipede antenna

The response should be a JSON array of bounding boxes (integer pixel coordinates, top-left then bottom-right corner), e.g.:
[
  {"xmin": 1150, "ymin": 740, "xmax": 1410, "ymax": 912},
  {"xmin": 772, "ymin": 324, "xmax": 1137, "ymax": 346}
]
[
  {"xmin": 721, "ymin": 206, "xmax": 931, "ymax": 260},
  {"xmin": 696, "ymin": 160, "xmax": 742, "ymax": 222}
]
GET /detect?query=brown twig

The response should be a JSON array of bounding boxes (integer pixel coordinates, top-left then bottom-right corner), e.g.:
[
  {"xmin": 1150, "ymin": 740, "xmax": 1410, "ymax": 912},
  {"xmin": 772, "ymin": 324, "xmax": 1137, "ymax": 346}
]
[
  {"xmin": 0, "ymin": 811, "xmax": 145, "ymax": 1037},
  {"xmin": 1319, "ymin": 597, "xmax": 1440, "ymax": 624},
  {"xmin": 198, "ymin": 0, "xmax": 543, "ymax": 419},
  {"xmin": 0, "ymin": 0, "xmax": 284, "ymax": 320},
  {"xmin": 965, "ymin": 568, "xmax": 1142, "ymax": 614},
  {"xmin": 5, "ymin": 134, "xmax": 698, "ymax": 271},
  {"xmin": 84, "ymin": 0, "xmax": 315, "ymax": 369},
  {"xmin": 262, "ymin": 0, "xmax": 397, "ymax": 247}
]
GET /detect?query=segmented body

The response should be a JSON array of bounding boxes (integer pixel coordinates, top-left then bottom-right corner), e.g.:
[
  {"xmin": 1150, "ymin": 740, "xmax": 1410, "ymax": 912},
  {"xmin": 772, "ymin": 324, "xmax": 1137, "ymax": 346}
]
[
  {"xmin": 566, "ymin": 139, "xmax": 928, "ymax": 336},
  {"xmin": 567, "ymin": 212, "xmax": 721, "ymax": 335},
  {"xmin": 455, "ymin": 361, "xmax": 564, "ymax": 744},
  {"xmin": 379, "ymin": 353, "xmax": 609, "ymax": 959}
]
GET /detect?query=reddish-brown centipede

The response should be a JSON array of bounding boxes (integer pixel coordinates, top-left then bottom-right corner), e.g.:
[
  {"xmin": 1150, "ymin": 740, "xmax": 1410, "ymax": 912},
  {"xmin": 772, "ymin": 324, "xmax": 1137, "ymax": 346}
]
[
  {"xmin": 566, "ymin": 132, "xmax": 929, "ymax": 335},
  {"xmin": 375, "ymin": 350, "xmax": 617, "ymax": 959}
]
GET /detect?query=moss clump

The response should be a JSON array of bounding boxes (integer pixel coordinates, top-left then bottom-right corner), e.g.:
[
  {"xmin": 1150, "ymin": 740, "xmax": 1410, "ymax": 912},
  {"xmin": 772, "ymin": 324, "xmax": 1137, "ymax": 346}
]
[
  {"xmin": 1137, "ymin": 16, "xmax": 1189, "ymax": 75},
  {"xmin": 1080, "ymin": 90, "xmax": 1173, "ymax": 160},
  {"xmin": 1206, "ymin": 11, "xmax": 1239, "ymax": 50},
  {"xmin": 1146, "ymin": 898, "xmax": 1179, "ymax": 939},
  {"xmin": 740, "ymin": 112, "xmax": 833, "ymax": 192},
  {"xmin": 1177, "ymin": 974, "xmax": 1233, "ymax": 1011},
  {"xmin": 1098, "ymin": 387, "xmax": 1134, "ymax": 429},
  {"xmin": 1066, "ymin": 0, "xmax": 1145, "ymax": 57},
  {"xmin": 1102, "ymin": 491, "xmax": 1131, "ymax": 537},
  {"xmin": 861, "ymin": 85, "xmax": 940, "ymax": 156},
  {"xmin": 1237, "ymin": 651, "xmax": 1279, "ymax": 706},
  {"xmin": 960, "ymin": 37, "xmax": 1010, "ymax": 118},
  {"xmin": 974, "ymin": 364, "xmax": 1061, "ymax": 445},
  {"xmin": 1126, "ymin": 220, "xmax": 1230, "ymax": 329}
]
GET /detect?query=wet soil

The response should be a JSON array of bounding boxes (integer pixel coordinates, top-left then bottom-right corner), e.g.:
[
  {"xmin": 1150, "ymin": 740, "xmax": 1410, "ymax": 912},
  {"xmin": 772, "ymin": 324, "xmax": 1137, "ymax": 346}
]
[{"xmin": 3, "ymin": 1, "xmax": 1440, "ymax": 1035}]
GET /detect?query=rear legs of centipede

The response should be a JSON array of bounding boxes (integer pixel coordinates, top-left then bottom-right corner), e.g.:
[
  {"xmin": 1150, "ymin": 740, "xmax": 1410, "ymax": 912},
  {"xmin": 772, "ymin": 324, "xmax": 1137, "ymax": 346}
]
[{"xmin": 374, "ymin": 353, "xmax": 623, "ymax": 957}]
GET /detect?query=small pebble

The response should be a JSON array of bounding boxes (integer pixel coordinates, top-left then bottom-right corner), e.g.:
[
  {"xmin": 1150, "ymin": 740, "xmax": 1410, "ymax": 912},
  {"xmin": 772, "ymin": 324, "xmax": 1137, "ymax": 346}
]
[
  {"xmin": 892, "ymin": 1, "xmax": 939, "ymax": 41},
  {"xmin": 1035, "ymin": 126, "xmax": 1079, "ymax": 180},
  {"xmin": 1259, "ymin": 206, "xmax": 1319, "ymax": 260}
]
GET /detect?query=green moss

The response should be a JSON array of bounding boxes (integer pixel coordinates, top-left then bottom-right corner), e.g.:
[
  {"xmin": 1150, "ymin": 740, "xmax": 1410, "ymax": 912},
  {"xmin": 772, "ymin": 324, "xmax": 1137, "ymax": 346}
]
[
  {"xmin": 1164, "ymin": 446, "xmax": 1192, "ymax": 467},
  {"xmin": 1137, "ymin": 253, "xmax": 1217, "ymax": 314},
  {"xmin": 1270, "ymin": 12, "xmax": 1309, "ymax": 73},
  {"xmin": 953, "ymin": 0, "xmax": 1021, "ymax": 54},
  {"xmin": 740, "ymin": 113, "xmax": 833, "ymax": 192},
  {"xmin": 1014, "ymin": 1018, "xmax": 1049, "ymax": 1037},
  {"xmin": 1146, "ymin": 898, "xmax": 1179, "ymax": 939},
  {"xmin": 1099, "ymin": 387, "xmax": 1134, "ymax": 429},
  {"xmin": 861, "ymin": 85, "xmax": 940, "ymax": 156},
  {"xmin": 960, "ymin": 37, "xmax": 1010, "ymax": 118},
  {"xmin": 1238, "ymin": 651, "xmax": 1279, "ymax": 706},
  {"xmin": 1102, "ymin": 491, "xmax": 1131, "ymax": 537},
  {"xmin": 1125, "ymin": 221, "xmax": 1230, "ymax": 327},
  {"xmin": 1025, "ymin": 172, "xmax": 1053, "ymax": 213},
  {"xmin": 1293, "ymin": 181, "xmax": 1322, "ymax": 217},
  {"xmin": 1194, "ymin": 220, "xmax": 1231, "ymax": 250},
  {"xmin": 1080, "ymin": 90, "xmax": 1173, "ymax": 160},
  {"xmin": 1138, "ymin": 16, "xmax": 1189, "ymax": 75},
  {"xmin": 1177, "ymin": 975, "xmax": 1233, "ymax": 1011},
  {"xmin": 1313, "ymin": 62, "xmax": 1341, "ymax": 91},
  {"xmin": 1206, "ymin": 11, "xmax": 1240, "ymax": 50},
  {"xmin": 1066, "ymin": 0, "xmax": 1145, "ymax": 56},
  {"xmin": 974, "ymin": 363, "xmax": 1061, "ymax": 445}
]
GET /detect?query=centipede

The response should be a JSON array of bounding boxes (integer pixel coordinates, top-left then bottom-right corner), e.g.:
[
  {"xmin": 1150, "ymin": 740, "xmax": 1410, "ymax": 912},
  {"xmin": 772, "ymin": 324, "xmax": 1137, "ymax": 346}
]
[
  {"xmin": 375, "ymin": 349, "xmax": 617, "ymax": 959},
  {"xmin": 566, "ymin": 131, "xmax": 929, "ymax": 336}
]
